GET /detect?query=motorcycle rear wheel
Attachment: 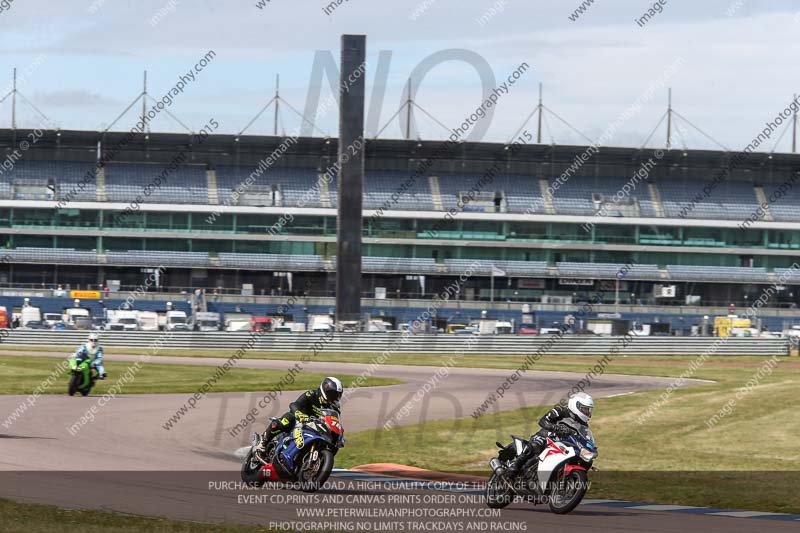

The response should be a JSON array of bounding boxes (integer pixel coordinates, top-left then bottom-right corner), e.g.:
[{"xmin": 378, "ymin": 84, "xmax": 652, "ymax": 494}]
[
  {"xmin": 485, "ymin": 472, "xmax": 513, "ymax": 509},
  {"xmin": 298, "ymin": 449, "xmax": 334, "ymax": 493},
  {"xmin": 548, "ymin": 468, "xmax": 588, "ymax": 515}
]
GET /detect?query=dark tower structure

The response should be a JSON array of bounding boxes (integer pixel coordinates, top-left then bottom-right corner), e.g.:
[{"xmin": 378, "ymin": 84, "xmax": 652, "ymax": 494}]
[{"xmin": 335, "ymin": 34, "xmax": 366, "ymax": 326}]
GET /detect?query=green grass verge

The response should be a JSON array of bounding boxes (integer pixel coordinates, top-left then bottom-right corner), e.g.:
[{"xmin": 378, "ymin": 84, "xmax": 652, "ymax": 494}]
[
  {"xmin": 0, "ymin": 498, "xmax": 276, "ymax": 533},
  {"xmin": 3, "ymin": 344, "xmax": 787, "ymax": 376},
  {"xmin": 335, "ymin": 355, "xmax": 800, "ymax": 513},
  {"xmin": 0, "ymin": 355, "xmax": 400, "ymax": 395}
]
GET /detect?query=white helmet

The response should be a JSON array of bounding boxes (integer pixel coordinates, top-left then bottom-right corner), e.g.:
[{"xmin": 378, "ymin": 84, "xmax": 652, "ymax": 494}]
[
  {"xmin": 568, "ymin": 392, "xmax": 594, "ymax": 423},
  {"xmin": 87, "ymin": 333, "xmax": 99, "ymax": 343}
]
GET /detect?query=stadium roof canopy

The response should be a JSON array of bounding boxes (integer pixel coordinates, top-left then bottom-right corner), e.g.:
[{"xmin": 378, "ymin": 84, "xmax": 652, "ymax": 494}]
[{"xmin": 0, "ymin": 128, "xmax": 797, "ymax": 175}]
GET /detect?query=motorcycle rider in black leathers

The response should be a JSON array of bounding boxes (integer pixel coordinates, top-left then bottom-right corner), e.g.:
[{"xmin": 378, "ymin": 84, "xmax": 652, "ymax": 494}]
[
  {"xmin": 266, "ymin": 376, "xmax": 343, "ymax": 440},
  {"xmin": 507, "ymin": 392, "xmax": 594, "ymax": 475}
]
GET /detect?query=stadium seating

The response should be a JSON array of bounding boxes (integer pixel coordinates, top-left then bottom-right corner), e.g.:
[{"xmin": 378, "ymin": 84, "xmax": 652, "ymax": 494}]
[
  {"xmin": 218, "ymin": 253, "xmax": 326, "ymax": 270},
  {"xmin": 105, "ymin": 250, "xmax": 209, "ymax": 267},
  {"xmin": 215, "ymin": 166, "xmax": 323, "ymax": 207},
  {"xmin": 773, "ymin": 267, "xmax": 800, "ymax": 283},
  {"xmin": 105, "ymin": 163, "xmax": 208, "ymax": 204},
  {"xmin": 361, "ymin": 170, "xmax": 435, "ymax": 211},
  {"xmin": 0, "ymin": 160, "xmax": 97, "ymax": 202},
  {"xmin": 3, "ymin": 247, "xmax": 97, "ymax": 264},
  {"xmin": 362, "ymin": 256, "xmax": 439, "ymax": 274},
  {"xmin": 548, "ymin": 176, "xmax": 656, "ymax": 217},
  {"xmin": 763, "ymin": 181, "xmax": 800, "ymax": 222},
  {"xmin": 658, "ymin": 179, "xmax": 759, "ymax": 220},
  {"xmin": 557, "ymin": 261, "xmax": 661, "ymax": 280},
  {"xmin": 666, "ymin": 265, "xmax": 768, "ymax": 282},
  {"xmin": 444, "ymin": 258, "xmax": 549, "ymax": 277},
  {"xmin": 437, "ymin": 172, "xmax": 542, "ymax": 213}
]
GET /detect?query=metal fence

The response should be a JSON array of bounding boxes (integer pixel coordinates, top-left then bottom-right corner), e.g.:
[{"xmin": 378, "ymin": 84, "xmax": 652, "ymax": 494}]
[{"xmin": 0, "ymin": 330, "xmax": 789, "ymax": 356}]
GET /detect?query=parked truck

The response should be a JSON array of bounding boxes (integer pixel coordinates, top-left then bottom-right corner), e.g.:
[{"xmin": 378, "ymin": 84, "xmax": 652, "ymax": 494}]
[
  {"xmin": 43, "ymin": 312, "xmax": 63, "ymax": 328},
  {"xmin": 472, "ymin": 319, "xmax": 513, "ymax": 335},
  {"xmin": 166, "ymin": 310, "xmax": 189, "ymax": 331},
  {"xmin": 308, "ymin": 314, "xmax": 334, "ymax": 333},
  {"xmin": 19, "ymin": 306, "xmax": 42, "ymax": 328},
  {"xmin": 251, "ymin": 316, "xmax": 272, "ymax": 332},
  {"xmin": 62, "ymin": 307, "xmax": 91, "ymax": 329},
  {"xmin": 195, "ymin": 311, "xmax": 222, "ymax": 331},
  {"xmin": 225, "ymin": 312, "xmax": 253, "ymax": 332},
  {"xmin": 273, "ymin": 321, "xmax": 306, "ymax": 333},
  {"xmin": 108, "ymin": 310, "xmax": 139, "ymax": 331},
  {"xmin": 138, "ymin": 311, "xmax": 159, "ymax": 331}
]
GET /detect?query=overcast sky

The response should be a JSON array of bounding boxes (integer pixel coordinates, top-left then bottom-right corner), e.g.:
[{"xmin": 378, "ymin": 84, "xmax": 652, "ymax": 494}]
[{"xmin": 1, "ymin": 0, "xmax": 799, "ymax": 152}]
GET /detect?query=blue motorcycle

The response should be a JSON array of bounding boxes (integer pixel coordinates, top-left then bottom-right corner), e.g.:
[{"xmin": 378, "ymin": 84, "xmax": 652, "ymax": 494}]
[{"xmin": 241, "ymin": 408, "xmax": 345, "ymax": 492}]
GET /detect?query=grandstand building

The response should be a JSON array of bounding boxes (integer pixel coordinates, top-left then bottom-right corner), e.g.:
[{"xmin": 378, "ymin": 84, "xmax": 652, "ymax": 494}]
[{"xmin": 1, "ymin": 128, "xmax": 800, "ymax": 331}]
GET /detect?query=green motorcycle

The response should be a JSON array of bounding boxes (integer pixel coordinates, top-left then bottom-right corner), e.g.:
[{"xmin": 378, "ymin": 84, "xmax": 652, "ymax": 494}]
[{"xmin": 68, "ymin": 358, "xmax": 98, "ymax": 397}]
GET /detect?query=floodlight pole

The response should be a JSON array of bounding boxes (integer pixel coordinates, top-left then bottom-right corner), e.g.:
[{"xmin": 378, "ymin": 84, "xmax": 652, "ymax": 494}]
[
  {"xmin": 666, "ymin": 88, "xmax": 672, "ymax": 149},
  {"xmin": 142, "ymin": 71, "xmax": 148, "ymax": 133},
  {"xmin": 793, "ymin": 93, "xmax": 797, "ymax": 153},
  {"xmin": 537, "ymin": 83, "xmax": 543, "ymax": 144},
  {"xmin": 11, "ymin": 67, "xmax": 16, "ymax": 130},
  {"xmin": 274, "ymin": 74, "xmax": 280, "ymax": 135},
  {"xmin": 405, "ymin": 78, "xmax": 412, "ymax": 140}
]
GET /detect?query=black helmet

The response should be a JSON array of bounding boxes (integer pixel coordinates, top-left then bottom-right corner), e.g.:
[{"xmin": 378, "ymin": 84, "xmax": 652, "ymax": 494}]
[{"xmin": 320, "ymin": 376, "xmax": 343, "ymax": 404}]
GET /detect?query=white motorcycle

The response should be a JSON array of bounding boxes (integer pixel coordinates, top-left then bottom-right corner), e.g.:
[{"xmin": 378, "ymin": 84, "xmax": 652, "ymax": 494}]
[{"xmin": 486, "ymin": 419, "xmax": 597, "ymax": 514}]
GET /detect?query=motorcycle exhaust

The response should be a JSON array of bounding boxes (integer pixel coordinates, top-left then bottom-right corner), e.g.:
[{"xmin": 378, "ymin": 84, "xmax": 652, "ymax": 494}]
[{"xmin": 489, "ymin": 458, "xmax": 505, "ymax": 475}]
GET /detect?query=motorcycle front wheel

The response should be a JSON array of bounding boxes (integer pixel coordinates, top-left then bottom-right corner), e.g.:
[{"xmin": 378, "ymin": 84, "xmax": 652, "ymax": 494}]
[
  {"xmin": 298, "ymin": 449, "xmax": 334, "ymax": 493},
  {"xmin": 485, "ymin": 472, "xmax": 513, "ymax": 509},
  {"xmin": 240, "ymin": 448, "xmax": 265, "ymax": 487},
  {"xmin": 547, "ymin": 468, "xmax": 588, "ymax": 515},
  {"xmin": 68, "ymin": 373, "xmax": 81, "ymax": 396}
]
